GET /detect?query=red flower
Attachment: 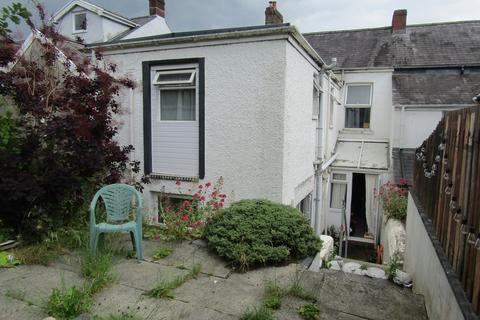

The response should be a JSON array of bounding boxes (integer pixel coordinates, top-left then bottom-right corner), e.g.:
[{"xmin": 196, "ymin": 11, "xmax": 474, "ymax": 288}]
[
  {"xmin": 219, "ymin": 202, "xmax": 224, "ymax": 207},
  {"xmin": 193, "ymin": 193, "xmax": 200, "ymax": 199},
  {"xmin": 197, "ymin": 219, "xmax": 203, "ymax": 226},
  {"xmin": 205, "ymin": 182, "xmax": 212, "ymax": 187},
  {"xmin": 183, "ymin": 200, "xmax": 191, "ymax": 208},
  {"xmin": 181, "ymin": 214, "xmax": 189, "ymax": 221},
  {"xmin": 175, "ymin": 179, "xmax": 181, "ymax": 186},
  {"xmin": 198, "ymin": 184, "xmax": 203, "ymax": 189},
  {"xmin": 219, "ymin": 194, "xmax": 226, "ymax": 198},
  {"xmin": 200, "ymin": 196, "xmax": 206, "ymax": 201}
]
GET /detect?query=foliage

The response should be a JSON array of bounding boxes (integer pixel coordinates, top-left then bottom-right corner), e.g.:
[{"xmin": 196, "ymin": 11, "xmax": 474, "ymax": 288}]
[
  {"xmin": 13, "ymin": 242, "xmax": 65, "ymax": 265},
  {"xmin": 47, "ymin": 285, "xmax": 92, "ymax": 319},
  {"xmin": 145, "ymin": 264, "xmax": 201, "ymax": 298},
  {"xmin": 159, "ymin": 178, "xmax": 226, "ymax": 239},
  {"xmin": 152, "ymin": 246, "xmax": 172, "ymax": 260},
  {"xmin": 240, "ymin": 306, "xmax": 274, "ymax": 320},
  {"xmin": 263, "ymin": 282, "xmax": 282, "ymax": 310},
  {"xmin": 377, "ymin": 179, "xmax": 408, "ymax": 221},
  {"xmin": 205, "ymin": 199, "xmax": 322, "ymax": 271},
  {"xmin": 0, "ymin": 2, "xmax": 31, "ymax": 38},
  {"xmin": 386, "ymin": 251, "xmax": 402, "ymax": 280},
  {"xmin": 0, "ymin": 251, "xmax": 19, "ymax": 267},
  {"xmin": 298, "ymin": 304, "xmax": 320, "ymax": 320},
  {"xmin": 0, "ymin": 5, "xmax": 148, "ymax": 242},
  {"xmin": 81, "ymin": 252, "xmax": 116, "ymax": 294}
]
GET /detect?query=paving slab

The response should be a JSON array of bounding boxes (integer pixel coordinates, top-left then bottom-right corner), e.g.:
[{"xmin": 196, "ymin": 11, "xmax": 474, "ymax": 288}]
[
  {"xmin": 147, "ymin": 299, "xmax": 237, "ymax": 320},
  {"xmin": 143, "ymin": 240, "xmax": 231, "ymax": 278},
  {"xmin": 0, "ymin": 264, "xmax": 84, "ymax": 307},
  {"xmin": 114, "ymin": 259, "xmax": 189, "ymax": 291},
  {"xmin": 0, "ymin": 294, "xmax": 47, "ymax": 320}
]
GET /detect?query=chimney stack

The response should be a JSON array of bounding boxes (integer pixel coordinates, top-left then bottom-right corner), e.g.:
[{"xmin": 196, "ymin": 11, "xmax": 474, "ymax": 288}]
[
  {"xmin": 149, "ymin": 0, "xmax": 165, "ymax": 18},
  {"xmin": 392, "ymin": 9, "xmax": 407, "ymax": 32},
  {"xmin": 265, "ymin": 1, "xmax": 283, "ymax": 25}
]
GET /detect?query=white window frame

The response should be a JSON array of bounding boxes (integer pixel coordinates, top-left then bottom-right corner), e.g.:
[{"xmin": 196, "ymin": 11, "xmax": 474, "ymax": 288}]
[
  {"xmin": 73, "ymin": 12, "xmax": 87, "ymax": 33},
  {"xmin": 344, "ymin": 83, "xmax": 373, "ymax": 129},
  {"xmin": 329, "ymin": 172, "xmax": 348, "ymax": 210},
  {"xmin": 153, "ymin": 69, "xmax": 196, "ymax": 86},
  {"xmin": 154, "ymin": 66, "xmax": 199, "ymax": 123}
]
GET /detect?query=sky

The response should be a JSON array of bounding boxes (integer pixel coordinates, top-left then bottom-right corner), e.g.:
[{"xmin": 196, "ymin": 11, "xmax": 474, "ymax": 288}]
[{"xmin": 2, "ymin": 0, "xmax": 480, "ymax": 38}]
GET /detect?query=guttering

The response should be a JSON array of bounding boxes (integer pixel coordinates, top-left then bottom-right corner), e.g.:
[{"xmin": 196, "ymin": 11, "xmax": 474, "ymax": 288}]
[
  {"xmin": 86, "ymin": 25, "xmax": 326, "ymax": 68},
  {"xmin": 394, "ymin": 104, "xmax": 474, "ymax": 110}
]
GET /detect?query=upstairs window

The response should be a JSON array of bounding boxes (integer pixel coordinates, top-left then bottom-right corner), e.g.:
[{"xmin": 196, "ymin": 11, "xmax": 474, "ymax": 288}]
[
  {"xmin": 154, "ymin": 69, "xmax": 197, "ymax": 121},
  {"xmin": 73, "ymin": 12, "xmax": 87, "ymax": 32},
  {"xmin": 345, "ymin": 84, "xmax": 372, "ymax": 129}
]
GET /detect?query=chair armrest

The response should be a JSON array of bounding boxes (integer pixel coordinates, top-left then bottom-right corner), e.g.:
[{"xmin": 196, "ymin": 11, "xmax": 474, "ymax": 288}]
[{"xmin": 136, "ymin": 206, "xmax": 144, "ymax": 225}]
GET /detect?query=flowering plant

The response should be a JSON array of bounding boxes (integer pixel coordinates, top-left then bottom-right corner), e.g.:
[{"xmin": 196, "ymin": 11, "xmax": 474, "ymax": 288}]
[
  {"xmin": 377, "ymin": 179, "xmax": 408, "ymax": 221},
  {"xmin": 160, "ymin": 177, "xmax": 227, "ymax": 239}
]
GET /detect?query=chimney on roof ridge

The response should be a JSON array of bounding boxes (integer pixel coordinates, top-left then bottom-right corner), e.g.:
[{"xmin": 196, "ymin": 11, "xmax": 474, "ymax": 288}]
[
  {"xmin": 392, "ymin": 9, "xmax": 407, "ymax": 32},
  {"xmin": 265, "ymin": 1, "xmax": 283, "ymax": 25},
  {"xmin": 149, "ymin": 0, "xmax": 165, "ymax": 18}
]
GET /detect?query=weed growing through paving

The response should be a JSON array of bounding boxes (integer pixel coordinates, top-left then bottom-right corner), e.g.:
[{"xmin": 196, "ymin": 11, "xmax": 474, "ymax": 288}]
[
  {"xmin": 152, "ymin": 247, "xmax": 172, "ymax": 261},
  {"xmin": 47, "ymin": 285, "xmax": 92, "ymax": 319},
  {"xmin": 13, "ymin": 242, "xmax": 66, "ymax": 265},
  {"xmin": 81, "ymin": 252, "xmax": 116, "ymax": 294},
  {"xmin": 240, "ymin": 306, "xmax": 274, "ymax": 320},
  {"xmin": 145, "ymin": 264, "xmax": 202, "ymax": 298},
  {"xmin": 298, "ymin": 303, "xmax": 321, "ymax": 320}
]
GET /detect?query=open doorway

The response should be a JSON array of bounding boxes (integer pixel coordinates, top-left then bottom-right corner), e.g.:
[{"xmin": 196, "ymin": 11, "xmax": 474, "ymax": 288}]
[{"xmin": 350, "ymin": 173, "xmax": 367, "ymax": 238}]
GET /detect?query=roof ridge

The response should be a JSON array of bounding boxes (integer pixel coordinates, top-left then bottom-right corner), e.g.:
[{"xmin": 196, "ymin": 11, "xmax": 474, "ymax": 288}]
[{"xmin": 303, "ymin": 19, "xmax": 480, "ymax": 36}]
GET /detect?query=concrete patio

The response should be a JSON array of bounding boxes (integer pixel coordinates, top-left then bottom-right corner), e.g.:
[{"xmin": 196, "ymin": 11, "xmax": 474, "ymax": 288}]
[{"xmin": 0, "ymin": 239, "xmax": 427, "ymax": 319}]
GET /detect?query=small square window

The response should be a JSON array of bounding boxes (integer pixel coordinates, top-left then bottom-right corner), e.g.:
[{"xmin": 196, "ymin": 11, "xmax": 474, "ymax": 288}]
[
  {"xmin": 346, "ymin": 85, "xmax": 371, "ymax": 105},
  {"xmin": 345, "ymin": 107, "xmax": 371, "ymax": 128},
  {"xmin": 74, "ymin": 13, "xmax": 87, "ymax": 32},
  {"xmin": 160, "ymin": 89, "xmax": 196, "ymax": 121}
]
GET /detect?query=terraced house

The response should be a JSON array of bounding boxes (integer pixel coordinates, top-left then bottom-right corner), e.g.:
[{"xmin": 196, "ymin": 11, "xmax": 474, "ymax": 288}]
[{"xmin": 46, "ymin": 0, "xmax": 479, "ymax": 254}]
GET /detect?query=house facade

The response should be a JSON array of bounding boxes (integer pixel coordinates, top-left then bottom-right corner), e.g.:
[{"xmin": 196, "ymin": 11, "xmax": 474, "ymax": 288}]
[{"xmin": 47, "ymin": 1, "xmax": 480, "ymax": 247}]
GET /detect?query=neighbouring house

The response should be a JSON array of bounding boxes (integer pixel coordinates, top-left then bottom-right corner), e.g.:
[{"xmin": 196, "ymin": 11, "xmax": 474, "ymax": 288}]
[
  {"xmin": 303, "ymin": 10, "xmax": 480, "ymax": 254},
  {"xmin": 48, "ymin": 0, "xmax": 340, "ymax": 228}
]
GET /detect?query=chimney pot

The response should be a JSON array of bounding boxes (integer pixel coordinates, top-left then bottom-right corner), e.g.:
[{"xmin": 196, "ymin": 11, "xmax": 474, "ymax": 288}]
[
  {"xmin": 149, "ymin": 0, "xmax": 165, "ymax": 18},
  {"xmin": 392, "ymin": 9, "xmax": 407, "ymax": 32},
  {"xmin": 265, "ymin": 1, "xmax": 283, "ymax": 25}
]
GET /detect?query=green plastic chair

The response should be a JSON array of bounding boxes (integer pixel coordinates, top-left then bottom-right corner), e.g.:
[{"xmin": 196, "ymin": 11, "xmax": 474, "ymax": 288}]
[{"xmin": 89, "ymin": 184, "xmax": 143, "ymax": 259}]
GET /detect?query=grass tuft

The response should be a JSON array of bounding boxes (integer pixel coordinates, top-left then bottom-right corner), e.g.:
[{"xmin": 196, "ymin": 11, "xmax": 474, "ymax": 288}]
[
  {"xmin": 81, "ymin": 252, "xmax": 116, "ymax": 294},
  {"xmin": 240, "ymin": 306, "xmax": 274, "ymax": 320},
  {"xmin": 152, "ymin": 246, "xmax": 172, "ymax": 261},
  {"xmin": 145, "ymin": 264, "xmax": 201, "ymax": 298},
  {"xmin": 13, "ymin": 243, "xmax": 65, "ymax": 265},
  {"xmin": 47, "ymin": 285, "xmax": 92, "ymax": 319},
  {"xmin": 298, "ymin": 303, "xmax": 320, "ymax": 320}
]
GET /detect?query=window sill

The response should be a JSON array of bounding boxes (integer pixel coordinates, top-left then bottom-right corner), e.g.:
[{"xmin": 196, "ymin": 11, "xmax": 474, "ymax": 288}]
[
  {"xmin": 340, "ymin": 128, "xmax": 374, "ymax": 135},
  {"xmin": 72, "ymin": 30, "xmax": 87, "ymax": 34},
  {"xmin": 150, "ymin": 174, "xmax": 199, "ymax": 182}
]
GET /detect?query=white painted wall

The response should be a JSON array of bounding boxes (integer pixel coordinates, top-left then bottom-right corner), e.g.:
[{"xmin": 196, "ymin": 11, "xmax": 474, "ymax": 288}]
[
  {"xmin": 337, "ymin": 70, "xmax": 393, "ymax": 142},
  {"xmin": 122, "ymin": 16, "xmax": 171, "ymax": 40},
  {"xmin": 108, "ymin": 38, "xmax": 297, "ymax": 215},
  {"xmin": 393, "ymin": 109, "xmax": 443, "ymax": 149},
  {"xmin": 405, "ymin": 193, "xmax": 465, "ymax": 320},
  {"xmin": 282, "ymin": 42, "xmax": 317, "ymax": 205},
  {"xmin": 55, "ymin": 5, "xmax": 130, "ymax": 43}
]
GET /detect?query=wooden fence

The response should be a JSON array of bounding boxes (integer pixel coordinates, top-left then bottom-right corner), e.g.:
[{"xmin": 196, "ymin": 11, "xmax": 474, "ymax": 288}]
[{"xmin": 414, "ymin": 106, "xmax": 480, "ymax": 314}]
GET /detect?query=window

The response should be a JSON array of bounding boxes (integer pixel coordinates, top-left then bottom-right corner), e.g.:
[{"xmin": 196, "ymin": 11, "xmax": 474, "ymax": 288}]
[
  {"xmin": 297, "ymin": 193, "xmax": 312, "ymax": 221},
  {"xmin": 154, "ymin": 69, "xmax": 197, "ymax": 121},
  {"xmin": 330, "ymin": 173, "xmax": 347, "ymax": 209},
  {"xmin": 345, "ymin": 84, "xmax": 372, "ymax": 129},
  {"xmin": 73, "ymin": 12, "xmax": 87, "ymax": 32}
]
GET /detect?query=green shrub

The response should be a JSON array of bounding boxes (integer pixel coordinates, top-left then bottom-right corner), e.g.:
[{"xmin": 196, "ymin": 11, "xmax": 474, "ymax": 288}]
[
  {"xmin": 47, "ymin": 285, "xmax": 92, "ymax": 319},
  {"xmin": 205, "ymin": 199, "xmax": 322, "ymax": 271},
  {"xmin": 298, "ymin": 303, "xmax": 320, "ymax": 320}
]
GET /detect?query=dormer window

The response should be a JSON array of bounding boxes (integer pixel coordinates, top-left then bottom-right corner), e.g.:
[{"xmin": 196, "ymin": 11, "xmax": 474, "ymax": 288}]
[{"xmin": 73, "ymin": 12, "xmax": 87, "ymax": 32}]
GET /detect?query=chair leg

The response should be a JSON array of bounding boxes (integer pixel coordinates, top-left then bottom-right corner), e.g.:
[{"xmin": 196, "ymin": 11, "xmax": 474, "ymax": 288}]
[
  {"xmin": 133, "ymin": 229, "xmax": 143, "ymax": 260},
  {"xmin": 129, "ymin": 231, "xmax": 136, "ymax": 251},
  {"xmin": 90, "ymin": 230, "xmax": 99, "ymax": 256}
]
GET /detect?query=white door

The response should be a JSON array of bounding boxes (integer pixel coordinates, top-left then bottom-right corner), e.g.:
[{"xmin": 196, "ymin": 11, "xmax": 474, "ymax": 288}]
[
  {"xmin": 327, "ymin": 172, "xmax": 352, "ymax": 231},
  {"xmin": 150, "ymin": 64, "xmax": 199, "ymax": 177}
]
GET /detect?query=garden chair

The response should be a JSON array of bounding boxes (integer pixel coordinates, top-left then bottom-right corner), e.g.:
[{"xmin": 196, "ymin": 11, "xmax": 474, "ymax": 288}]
[{"xmin": 89, "ymin": 184, "xmax": 143, "ymax": 259}]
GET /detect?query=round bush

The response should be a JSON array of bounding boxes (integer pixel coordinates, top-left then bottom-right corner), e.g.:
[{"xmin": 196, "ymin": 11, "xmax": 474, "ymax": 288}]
[{"xmin": 205, "ymin": 199, "xmax": 322, "ymax": 271}]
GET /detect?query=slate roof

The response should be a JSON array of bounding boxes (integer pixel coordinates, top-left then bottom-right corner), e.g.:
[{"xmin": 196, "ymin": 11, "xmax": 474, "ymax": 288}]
[
  {"xmin": 303, "ymin": 20, "xmax": 480, "ymax": 69},
  {"xmin": 393, "ymin": 68, "xmax": 480, "ymax": 105}
]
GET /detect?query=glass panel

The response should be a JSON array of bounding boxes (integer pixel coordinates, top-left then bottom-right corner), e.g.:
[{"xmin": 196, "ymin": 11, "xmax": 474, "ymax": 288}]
[
  {"xmin": 160, "ymin": 89, "xmax": 195, "ymax": 121},
  {"xmin": 332, "ymin": 173, "xmax": 347, "ymax": 180},
  {"xmin": 345, "ymin": 107, "xmax": 371, "ymax": 128},
  {"xmin": 75, "ymin": 13, "xmax": 87, "ymax": 31},
  {"xmin": 346, "ymin": 85, "xmax": 371, "ymax": 105},
  {"xmin": 330, "ymin": 183, "xmax": 347, "ymax": 209},
  {"xmin": 157, "ymin": 72, "xmax": 194, "ymax": 83}
]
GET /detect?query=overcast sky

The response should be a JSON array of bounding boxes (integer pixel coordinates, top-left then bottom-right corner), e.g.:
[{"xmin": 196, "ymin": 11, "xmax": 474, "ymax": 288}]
[{"xmin": 2, "ymin": 0, "xmax": 480, "ymax": 38}]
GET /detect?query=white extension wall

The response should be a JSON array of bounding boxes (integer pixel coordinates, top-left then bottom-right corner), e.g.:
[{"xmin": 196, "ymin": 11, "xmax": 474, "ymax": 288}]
[
  {"xmin": 392, "ymin": 109, "xmax": 443, "ymax": 149},
  {"xmin": 282, "ymin": 42, "xmax": 317, "ymax": 205},
  {"xmin": 103, "ymin": 36, "xmax": 318, "ymax": 215}
]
